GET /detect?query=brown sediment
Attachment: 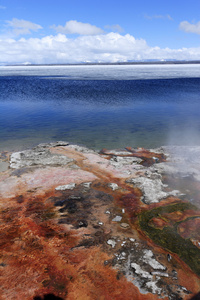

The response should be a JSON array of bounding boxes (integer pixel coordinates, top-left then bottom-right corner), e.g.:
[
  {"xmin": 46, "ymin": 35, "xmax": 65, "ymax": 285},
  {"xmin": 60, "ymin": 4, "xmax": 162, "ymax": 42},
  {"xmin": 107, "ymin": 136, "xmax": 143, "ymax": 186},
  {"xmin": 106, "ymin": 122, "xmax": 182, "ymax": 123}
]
[
  {"xmin": 100, "ymin": 147, "xmax": 166, "ymax": 167},
  {"xmin": 0, "ymin": 143, "xmax": 200, "ymax": 299},
  {"xmin": 147, "ymin": 210, "xmax": 200, "ymax": 230},
  {"xmin": 0, "ymin": 188, "xmax": 161, "ymax": 300},
  {"xmin": 178, "ymin": 218, "xmax": 200, "ymax": 239}
]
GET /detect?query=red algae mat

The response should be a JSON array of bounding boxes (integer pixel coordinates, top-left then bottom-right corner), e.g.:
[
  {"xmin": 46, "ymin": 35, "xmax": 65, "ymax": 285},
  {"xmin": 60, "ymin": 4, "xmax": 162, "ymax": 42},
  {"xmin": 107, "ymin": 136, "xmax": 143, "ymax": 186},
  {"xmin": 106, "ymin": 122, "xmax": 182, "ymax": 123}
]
[{"xmin": 0, "ymin": 142, "xmax": 199, "ymax": 299}]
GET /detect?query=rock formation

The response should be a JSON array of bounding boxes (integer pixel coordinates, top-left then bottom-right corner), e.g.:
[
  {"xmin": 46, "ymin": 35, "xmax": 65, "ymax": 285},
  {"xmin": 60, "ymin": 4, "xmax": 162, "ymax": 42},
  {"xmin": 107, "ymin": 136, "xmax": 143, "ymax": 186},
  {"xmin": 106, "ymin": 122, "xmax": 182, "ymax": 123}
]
[{"xmin": 0, "ymin": 142, "xmax": 199, "ymax": 299}]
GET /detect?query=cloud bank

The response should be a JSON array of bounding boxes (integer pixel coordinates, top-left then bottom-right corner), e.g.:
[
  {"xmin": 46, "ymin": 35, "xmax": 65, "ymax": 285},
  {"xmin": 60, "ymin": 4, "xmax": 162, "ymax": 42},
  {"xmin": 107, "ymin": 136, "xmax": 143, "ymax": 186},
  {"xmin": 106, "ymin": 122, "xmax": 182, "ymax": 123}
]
[
  {"xmin": 1, "ymin": 32, "xmax": 200, "ymax": 65},
  {"xmin": 179, "ymin": 21, "xmax": 200, "ymax": 35},
  {"xmin": 1, "ymin": 19, "xmax": 200, "ymax": 65}
]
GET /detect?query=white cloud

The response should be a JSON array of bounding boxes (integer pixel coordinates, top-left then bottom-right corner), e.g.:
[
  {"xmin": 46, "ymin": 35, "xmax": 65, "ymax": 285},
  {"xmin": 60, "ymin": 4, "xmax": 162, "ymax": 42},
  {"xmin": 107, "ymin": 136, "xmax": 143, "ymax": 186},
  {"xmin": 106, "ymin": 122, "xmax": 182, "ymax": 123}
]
[
  {"xmin": 5, "ymin": 18, "xmax": 42, "ymax": 36},
  {"xmin": 0, "ymin": 32, "xmax": 200, "ymax": 65},
  {"xmin": 179, "ymin": 21, "xmax": 200, "ymax": 35},
  {"xmin": 104, "ymin": 24, "xmax": 123, "ymax": 33},
  {"xmin": 0, "ymin": 5, "xmax": 6, "ymax": 9},
  {"xmin": 52, "ymin": 20, "xmax": 104, "ymax": 35},
  {"xmin": 145, "ymin": 14, "xmax": 173, "ymax": 21}
]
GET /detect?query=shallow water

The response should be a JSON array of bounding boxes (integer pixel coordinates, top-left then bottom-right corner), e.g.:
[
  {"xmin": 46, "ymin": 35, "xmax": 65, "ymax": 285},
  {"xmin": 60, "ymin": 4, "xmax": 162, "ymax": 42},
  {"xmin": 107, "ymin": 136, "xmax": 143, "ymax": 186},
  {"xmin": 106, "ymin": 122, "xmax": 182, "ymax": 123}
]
[{"xmin": 0, "ymin": 64, "xmax": 200, "ymax": 151}]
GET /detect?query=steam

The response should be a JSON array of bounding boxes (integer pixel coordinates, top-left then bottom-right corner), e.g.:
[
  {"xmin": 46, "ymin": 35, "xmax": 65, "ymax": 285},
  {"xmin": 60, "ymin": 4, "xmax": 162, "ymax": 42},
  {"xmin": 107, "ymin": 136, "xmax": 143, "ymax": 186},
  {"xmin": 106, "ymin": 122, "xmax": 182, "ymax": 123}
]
[{"xmin": 167, "ymin": 123, "xmax": 200, "ymax": 147}]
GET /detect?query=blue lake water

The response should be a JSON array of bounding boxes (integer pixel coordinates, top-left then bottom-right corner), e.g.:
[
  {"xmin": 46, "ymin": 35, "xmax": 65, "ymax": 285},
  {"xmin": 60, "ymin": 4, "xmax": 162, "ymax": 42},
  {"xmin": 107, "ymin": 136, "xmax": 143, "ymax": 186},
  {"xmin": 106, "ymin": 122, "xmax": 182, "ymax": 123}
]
[{"xmin": 0, "ymin": 64, "xmax": 200, "ymax": 151}]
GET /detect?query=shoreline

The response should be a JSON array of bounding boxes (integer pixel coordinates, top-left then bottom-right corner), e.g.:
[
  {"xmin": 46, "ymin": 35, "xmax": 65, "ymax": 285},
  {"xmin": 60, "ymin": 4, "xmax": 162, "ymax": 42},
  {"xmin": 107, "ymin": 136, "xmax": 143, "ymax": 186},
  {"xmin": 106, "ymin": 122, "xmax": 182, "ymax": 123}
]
[
  {"xmin": 2, "ymin": 141, "xmax": 200, "ymax": 175},
  {"xmin": 4, "ymin": 60, "xmax": 200, "ymax": 67}
]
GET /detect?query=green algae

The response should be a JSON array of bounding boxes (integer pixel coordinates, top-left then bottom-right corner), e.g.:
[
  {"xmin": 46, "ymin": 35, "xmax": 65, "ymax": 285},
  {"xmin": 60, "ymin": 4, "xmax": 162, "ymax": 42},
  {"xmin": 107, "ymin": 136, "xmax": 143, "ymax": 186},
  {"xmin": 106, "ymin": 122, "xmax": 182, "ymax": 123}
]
[{"xmin": 138, "ymin": 202, "xmax": 200, "ymax": 276}]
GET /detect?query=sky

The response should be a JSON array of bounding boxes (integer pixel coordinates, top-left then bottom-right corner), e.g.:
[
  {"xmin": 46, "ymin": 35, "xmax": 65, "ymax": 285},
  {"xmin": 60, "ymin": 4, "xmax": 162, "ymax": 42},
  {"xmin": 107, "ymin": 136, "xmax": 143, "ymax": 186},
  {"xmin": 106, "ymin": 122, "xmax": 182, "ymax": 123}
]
[{"xmin": 0, "ymin": 0, "xmax": 200, "ymax": 64}]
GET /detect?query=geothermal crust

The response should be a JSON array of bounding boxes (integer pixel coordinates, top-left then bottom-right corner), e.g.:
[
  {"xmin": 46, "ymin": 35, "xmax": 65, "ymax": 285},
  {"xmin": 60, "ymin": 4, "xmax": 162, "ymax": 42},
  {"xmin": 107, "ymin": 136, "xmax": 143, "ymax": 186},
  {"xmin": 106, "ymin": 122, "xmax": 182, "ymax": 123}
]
[{"xmin": 0, "ymin": 142, "xmax": 200, "ymax": 300}]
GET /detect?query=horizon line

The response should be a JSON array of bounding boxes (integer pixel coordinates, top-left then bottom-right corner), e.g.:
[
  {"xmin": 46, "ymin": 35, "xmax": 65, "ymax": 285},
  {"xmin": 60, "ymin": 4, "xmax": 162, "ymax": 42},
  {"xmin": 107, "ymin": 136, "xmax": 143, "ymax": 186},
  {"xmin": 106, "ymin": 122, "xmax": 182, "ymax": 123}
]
[{"xmin": 3, "ymin": 60, "xmax": 200, "ymax": 67}]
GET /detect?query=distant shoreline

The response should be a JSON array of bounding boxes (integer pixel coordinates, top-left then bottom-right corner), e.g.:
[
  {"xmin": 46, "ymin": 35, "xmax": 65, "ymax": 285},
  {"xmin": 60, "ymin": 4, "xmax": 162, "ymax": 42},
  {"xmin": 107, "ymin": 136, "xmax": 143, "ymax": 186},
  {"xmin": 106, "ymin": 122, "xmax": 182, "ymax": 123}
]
[{"xmin": 4, "ymin": 60, "xmax": 200, "ymax": 67}]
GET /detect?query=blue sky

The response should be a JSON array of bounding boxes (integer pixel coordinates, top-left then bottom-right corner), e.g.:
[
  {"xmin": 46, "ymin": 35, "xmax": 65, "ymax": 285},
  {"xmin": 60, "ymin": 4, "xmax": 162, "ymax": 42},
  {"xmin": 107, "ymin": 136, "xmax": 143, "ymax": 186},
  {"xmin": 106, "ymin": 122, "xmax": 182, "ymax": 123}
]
[{"xmin": 0, "ymin": 0, "xmax": 200, "ymax": 64}]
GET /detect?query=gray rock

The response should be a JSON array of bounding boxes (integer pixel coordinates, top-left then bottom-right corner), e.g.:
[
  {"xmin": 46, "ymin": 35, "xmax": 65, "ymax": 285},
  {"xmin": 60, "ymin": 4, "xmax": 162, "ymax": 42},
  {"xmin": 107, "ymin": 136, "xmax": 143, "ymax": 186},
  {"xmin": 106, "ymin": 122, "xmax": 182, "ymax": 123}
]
[
  {"xmin": 127, "ymin": 176, "xmax": 180, "ymax": 204},
  {"xmin": 10, "ymin": 143, "xmax": 73, "ymax": 169},
  {"xmin": 108, "ymin": 183, "xmax": 119, "ymax": 191},
  {"xmin": 68, "ymin": 144, "xmax": 96, "ymax": 154},
  {"xmin": 33, "ymin": 141, "xmax": 69, "ymax": 150},
  {"xmin": 81, "ymin": 182, "xmax": 92, "ymax": 189},
  {"xmin": 131, "ymin": 262, "xmax": 153, "ymax": 279},
  {"xmin": 112, "ymin": 216, "xmax": 122, "ymax": 222},
  {"xmin": 107, "ymin": 239, "xmax": 116, "ymax": 248},
  {"xmin": 142, "ymin": 249, "xmax": 166, "ymax": 270},
  {"xmin": 110, "ymin": 156, "xmax": 143, "ymax": 167},
  {"xmin": 55, "ymin": 183, "xmax": 76, "ymax": 191}
]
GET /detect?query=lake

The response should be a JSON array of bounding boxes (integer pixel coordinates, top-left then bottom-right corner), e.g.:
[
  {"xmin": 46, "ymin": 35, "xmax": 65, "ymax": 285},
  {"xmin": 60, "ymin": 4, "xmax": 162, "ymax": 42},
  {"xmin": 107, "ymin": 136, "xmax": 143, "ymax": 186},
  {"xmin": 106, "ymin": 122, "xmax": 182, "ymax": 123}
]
[{"xmin": 0, "ymin": 64, "xmax": 200, "ymax": 151}]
